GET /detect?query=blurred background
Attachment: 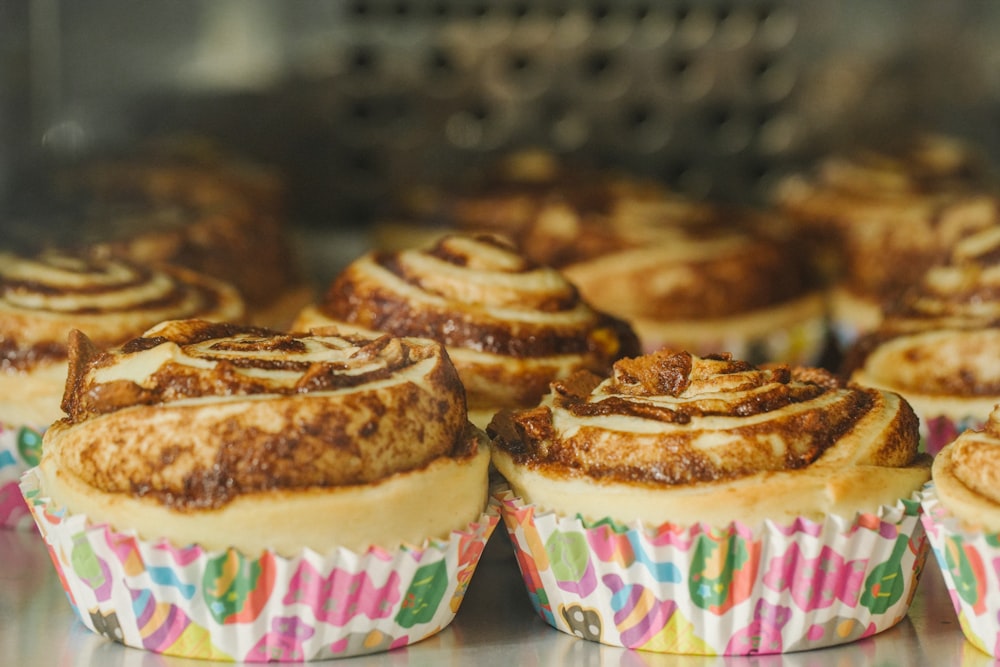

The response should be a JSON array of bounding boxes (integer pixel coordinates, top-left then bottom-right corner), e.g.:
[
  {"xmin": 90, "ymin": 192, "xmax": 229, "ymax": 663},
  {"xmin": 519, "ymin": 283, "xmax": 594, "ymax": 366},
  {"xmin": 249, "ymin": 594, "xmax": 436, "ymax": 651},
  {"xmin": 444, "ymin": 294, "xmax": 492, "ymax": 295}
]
[{"xmin": 2, "ymin": 0, "xmax": 999, "ymax": 230}]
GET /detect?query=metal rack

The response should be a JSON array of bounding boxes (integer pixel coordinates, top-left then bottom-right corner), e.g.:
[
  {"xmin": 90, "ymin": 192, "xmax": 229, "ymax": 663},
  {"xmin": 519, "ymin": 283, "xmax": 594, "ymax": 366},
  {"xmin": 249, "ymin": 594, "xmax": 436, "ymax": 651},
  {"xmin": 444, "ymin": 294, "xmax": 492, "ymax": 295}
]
[{"xmin": 3, "ymin": 1, "xmax": 1000, "ymax": 224}]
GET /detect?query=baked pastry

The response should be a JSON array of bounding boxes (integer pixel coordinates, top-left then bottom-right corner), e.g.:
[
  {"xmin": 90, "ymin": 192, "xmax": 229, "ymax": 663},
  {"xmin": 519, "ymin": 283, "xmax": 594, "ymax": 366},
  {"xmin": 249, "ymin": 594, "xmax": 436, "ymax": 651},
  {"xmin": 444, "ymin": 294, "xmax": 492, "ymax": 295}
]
[
  {"xmin": 554, "ymin": 196, "xmax": 826, "ymax": 365},
  {"xmin": 0, "ymin": 249, "xmax": 244, "ymax": 529},
  {"xmin": 920, "ymin": 406, "xmax": 1000, "ymax": 656},
  {"xmin": 845, "ymin": 226, "xmax": 1000, "ymax": 454},
  {"xmin": 11, "ymin": 139, "xmax": 311, "ymax": 328},
  {"xmin": 490, "ymin": 349, "xmax": 930, "ymax": 655},
  {"xmin": 377, "ymin": 153, "xmax": 824, "ymax": 367},
  {"xmin": 294, "ymin": 233, "xmax": 640, "ymax": 428},
  {"xmin": 373, "ymin": 148, "xmax": 669, "ymax": 256},
  {"xmin": 23, "ymin": 320, "xmax": 496, "ymax": 660},
  {"xmin": 774, "ymin": 134, "xmax": 999, "ymax": 348}
]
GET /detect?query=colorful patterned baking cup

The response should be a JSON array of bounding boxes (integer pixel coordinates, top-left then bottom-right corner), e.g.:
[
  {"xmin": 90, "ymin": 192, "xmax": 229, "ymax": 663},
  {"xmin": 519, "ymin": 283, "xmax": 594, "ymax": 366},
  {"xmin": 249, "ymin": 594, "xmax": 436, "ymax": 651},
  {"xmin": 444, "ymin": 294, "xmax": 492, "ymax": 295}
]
[
  {"xmin": 922, "ymin": 415, "xmax": 986, "ymax": 458},
  {"xmin": 20, "ymin": 468, "xmax": 500, "ymax": 662},
  {"xmin": 0, "ymin": 421, "xmax": 45, "ymax": 530},
  {"xmin": 920, "ymin": 483, "xmax": 1000, "ymax": 658},
  {"xmin": 495, "ymin": 487, "xmax": 927, "ymax": 656},
  {"xmin": 637, "ymin": 315, "xmax": 828, "ymax": 368}
]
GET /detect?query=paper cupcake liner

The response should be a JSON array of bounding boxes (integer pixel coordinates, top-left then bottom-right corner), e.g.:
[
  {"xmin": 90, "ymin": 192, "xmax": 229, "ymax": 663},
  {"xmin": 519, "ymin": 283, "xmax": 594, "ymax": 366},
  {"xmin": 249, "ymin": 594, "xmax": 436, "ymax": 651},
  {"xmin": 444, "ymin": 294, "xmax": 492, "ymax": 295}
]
[
  {"xmin": 20, "ymin": 467, "xmax": 500, "ymax": 662},
  {"xmin": 921, "ymin": 415, "xmax": 986, "ymax": 458},
  {"xmin": 0, "ymin": 421, "xmax": 45, "ymax": 530},
  {"xmin": 920, "ymin": 482, "xmax": 1000, "ymax": 658},
  {"xmin": 495, "ymin": 486, "xmax": 927, "ymax": 655},
  {"xmin": 639, "ymin": 316, "xmax": 828, "ymax": 368}
]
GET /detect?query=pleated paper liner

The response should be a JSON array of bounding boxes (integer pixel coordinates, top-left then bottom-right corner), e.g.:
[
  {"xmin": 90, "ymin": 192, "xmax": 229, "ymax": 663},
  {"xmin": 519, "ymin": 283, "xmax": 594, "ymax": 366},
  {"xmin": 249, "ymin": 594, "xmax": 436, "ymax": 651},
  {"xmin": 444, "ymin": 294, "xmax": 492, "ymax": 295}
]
[
  {"xmin": 922, "ymin": 415, "xmax": 986, "ymax": 457},
  {"xmin": 494, "ymin": 486, "xmax": 928, "ymax": 655},
  {"xmin": 0, "ymin": 421, "xmax": 44, "ymax": 530},
  {"xmin": 920, "ymin": 482, "xmax": 1000, "ymax": 658},
  {"xmin": 19, "ymin": 467, "xmax": 500, "ymax": 662}
]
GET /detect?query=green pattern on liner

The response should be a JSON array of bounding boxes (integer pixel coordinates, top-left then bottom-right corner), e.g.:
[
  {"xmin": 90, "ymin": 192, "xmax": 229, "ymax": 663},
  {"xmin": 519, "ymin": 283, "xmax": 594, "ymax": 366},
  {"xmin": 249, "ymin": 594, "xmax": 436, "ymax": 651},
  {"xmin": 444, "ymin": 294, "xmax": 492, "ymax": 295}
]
[
  {"xmin": 899, "ymin": 497, "xmax": 920, "ymax": 516},
  {"xmin": 688, "ymin": 531, "xmax": 752, "ymax": 613},
  {"xmin": 396, "ymin": 560, "xmax": 448, "ymax": 628},
  {"xmin": 17, "ymin": 426, "xmax": 42, "ymax": 466},
  {"xmin": 861, "ymin": 535, "xmax": 908, "ymax": 614},
  {"xmin": 202, "ymin": 551, "xmax": 262, "ymax": 625},
  {"xmin": 547, "ymin": 530, "xmax": 590, "ymax": 582},
  {"xmin": 71, "ymin": 534, "xmax": 106, "ymax": 591},
  {"xmin": 583, "ymin": 515, "xmax": 629, "ymax": 533},
  {"xmin": 944, "ymin": 534, "xmax": 984, "ymax": 607}
]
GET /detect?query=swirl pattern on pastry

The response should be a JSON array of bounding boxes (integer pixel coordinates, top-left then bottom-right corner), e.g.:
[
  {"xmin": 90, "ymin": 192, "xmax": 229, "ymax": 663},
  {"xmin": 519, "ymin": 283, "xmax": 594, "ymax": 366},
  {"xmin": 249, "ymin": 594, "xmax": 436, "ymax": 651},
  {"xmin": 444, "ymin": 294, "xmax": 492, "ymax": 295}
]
[
  {"xmin": 774, "ymin": 134, "xmax": 998, "ymax": 301},
  {"xmin": 490, "ymin": 350, "xmax": 929, "ymax": 526},
  {"xmin": 932, "ymin": 406, "xmax": 1000, "ymax": 531},
  {"xmin": 39, "ymin": 320, "xmax": 490, "ymax": 553},
  {"xmin": 846, "ymin": 226, "xmax": 1000, "ymax": 407},
  {"xmin": 296, "ymin": 234, "xmax": 640, "ymax": 421},
  {"xmin": 558, "ymin": 201, "xmax": 813, "ymax": 321},
  {"xmin": 1, "ymin": 143, "xmax": 300, "ymax": 315},
  {"xmin": 377, "ymin": 149, "xmax": 669, "ymax": 258},
  {"xmin": 52, "ymin": 319, "xmax": 474, "ymax": 506},
  {"xmin": 0, "ymin": 250, "xmax": 245, "ymax": 372}
]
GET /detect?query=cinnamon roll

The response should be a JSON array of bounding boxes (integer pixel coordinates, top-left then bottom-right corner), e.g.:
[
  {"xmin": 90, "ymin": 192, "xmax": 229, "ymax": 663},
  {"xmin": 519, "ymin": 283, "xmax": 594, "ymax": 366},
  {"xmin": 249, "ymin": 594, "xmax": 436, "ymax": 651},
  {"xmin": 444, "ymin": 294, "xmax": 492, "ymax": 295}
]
[
  {"xmin": 373, "ymin": 148, "xmax": 669, "ymax": 255},
  {"xmin": 378, "ymin": 154, "xmax": 824, "ymax": 366},
  {"xmin": 556, "ymin": 197, "xmax": 826, "ymax": 365},
  {"xmin": 930, "ymin": 406, "xmax": 1000, "ymax": 532},
  {"xmin": 773, "ymin": 134, "xmax": 999, "ymax": 346},
  {"xmin": 490, "ymin": 349, "xmax": 930, "ymax": 527},
  {"xmin": 11, "ymin": 140, "xmax": 310, "ymax": 327},
  {"xmin": 294, "ymin": 233, "xmax": 641, "ymax": 428},
  {"xmin": 846, "ymin": 226, "xmax": 1000, "ymax": 453},
  {"xmin": 919, "ymin": 407, "xmax": 1000, "ymax": 657},
  {"xmin": 37, "ymin": 320, "xmax": 490, "ymax": 555},
  {"xmin": 0, "ymin": 249, "xmax": 245, "ymax": 425}
]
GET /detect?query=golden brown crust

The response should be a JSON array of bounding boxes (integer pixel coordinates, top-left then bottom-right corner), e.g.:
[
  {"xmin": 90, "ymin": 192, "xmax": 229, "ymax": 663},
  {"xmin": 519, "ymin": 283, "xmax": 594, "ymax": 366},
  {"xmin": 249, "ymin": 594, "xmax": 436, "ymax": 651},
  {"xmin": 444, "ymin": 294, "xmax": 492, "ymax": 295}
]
[
  {"xmin": 381, "ymin": 155, "xmax": 819, "ymax": 358},
  {"xmin": 43, "ymin": 321, "xmax": 474, "ymax": 511},
  {"xmin": 932, "ymin": 407, "xmax": 1000, "ymax": 531},
  {"xmin": 381, "ymin": 149, "xmax": 669, "ymax": 257},
  {"xmin": 0, "ymin": 250, "xmax": 245, "ymax": 372},
  {"xmin": 46, "ymin": 145, "xmax": 300, "ymax": 311},
  {"xmin": 846, "ymin": 226, "xmax": 1000, "ymax": 408},
  {"xmin": 492, "ymin": 350, "xmax": 918, "ymax": 483},
  {"xmin": 39, "ymin": 443, "xmax": 491, "ymax": 555},
  {"xmin": 559, "ymin": 204, "xmax": 814, "ymax": 321},
  {"xmin": 490, "ymin": 350, "xmax": 927, "ymax": 525},
  {"xmin": 774, "ymin": 134, "xmax": 999, "ymax": 302},
  {"xmin": 298, "ymin": 234, "xmax": 640, "ymax": 419}
]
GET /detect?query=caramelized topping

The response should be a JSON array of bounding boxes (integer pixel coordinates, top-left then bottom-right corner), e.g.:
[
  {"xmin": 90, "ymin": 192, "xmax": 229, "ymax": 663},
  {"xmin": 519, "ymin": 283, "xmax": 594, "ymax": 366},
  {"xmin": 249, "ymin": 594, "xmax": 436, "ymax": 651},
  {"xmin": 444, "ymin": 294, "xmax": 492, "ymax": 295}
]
[
  {"xmin": 0, "ymin": 250, "xmax": 244, "ymax": 371},
  {"xmin": 45, "ymin": 320, "xmax": 476, "ymax": 510},
  {"xmin": 320, "ymin": 233, "xmax": 639, "ymax": 364},
  {"xmin": 845, "ymin": 226, "xmax": 1000, "ymax": 396},
  {"xmin": 491, "ymin": 350, "xmax": 917, "ymax": 486}
]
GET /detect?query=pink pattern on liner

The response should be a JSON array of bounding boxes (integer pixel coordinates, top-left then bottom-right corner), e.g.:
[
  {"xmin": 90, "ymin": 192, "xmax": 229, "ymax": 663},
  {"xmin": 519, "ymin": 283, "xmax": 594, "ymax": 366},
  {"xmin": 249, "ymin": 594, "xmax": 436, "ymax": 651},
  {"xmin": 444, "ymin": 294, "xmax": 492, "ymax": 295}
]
[
  {"xmin": 245, "ymin": 616, "xmax": 315, "ymax": 662},
  {"xmin": 763, "ymin": 543, "xmax": 868, "ymax": 611},
  {"xmin": 0, "ymin": 481, "xmax": 30, "ymax": 526},
  {"xmin": 283, "ymin": 560, "xmax": 402, "ymax": 624},
  {"xmin": 725, "ymin": 599, "xmax": 791, "ymax": 655}
]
